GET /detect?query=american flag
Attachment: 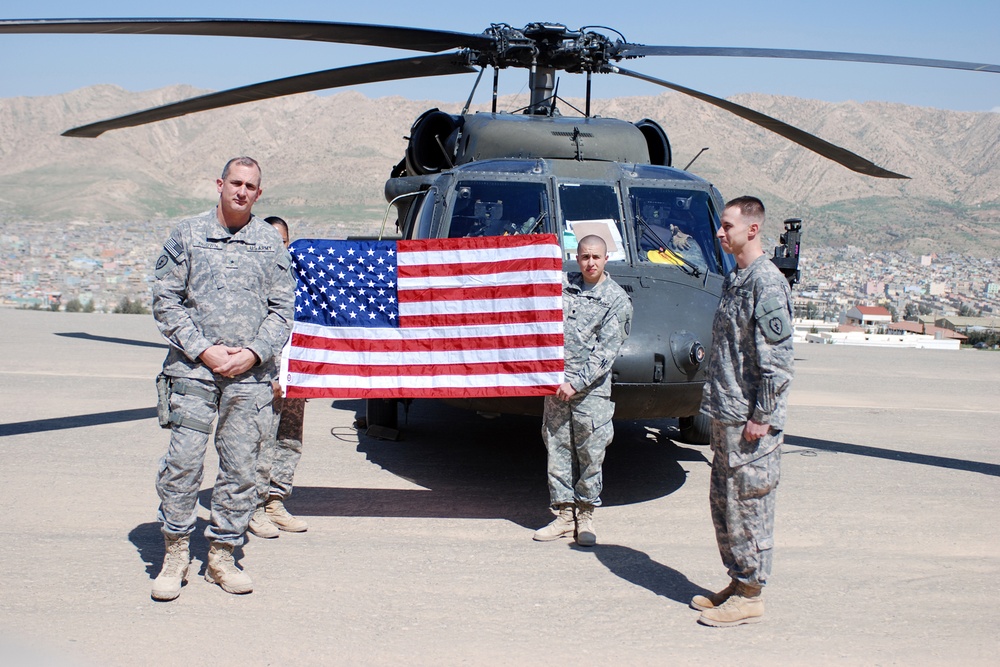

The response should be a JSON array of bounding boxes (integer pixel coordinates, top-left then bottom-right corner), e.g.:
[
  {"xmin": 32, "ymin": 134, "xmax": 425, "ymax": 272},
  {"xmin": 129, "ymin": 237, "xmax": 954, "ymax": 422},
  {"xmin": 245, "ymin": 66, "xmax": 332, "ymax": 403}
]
[{"xmin": 283, "ymin": 234, "xmax": 565, "ymax": 399}]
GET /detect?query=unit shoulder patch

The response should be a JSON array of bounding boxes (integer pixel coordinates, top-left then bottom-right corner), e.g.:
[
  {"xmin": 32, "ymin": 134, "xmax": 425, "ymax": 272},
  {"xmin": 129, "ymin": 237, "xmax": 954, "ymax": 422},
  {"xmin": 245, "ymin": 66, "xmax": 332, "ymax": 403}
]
[{"xmin": 754, "ymin": 295, "xmax": 792, "ymax": 343}]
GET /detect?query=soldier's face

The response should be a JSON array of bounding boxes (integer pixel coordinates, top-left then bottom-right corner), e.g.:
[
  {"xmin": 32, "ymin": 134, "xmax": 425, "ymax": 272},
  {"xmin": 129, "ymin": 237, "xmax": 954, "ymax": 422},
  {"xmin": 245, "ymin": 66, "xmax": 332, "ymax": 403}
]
[
  {"xmin": 217, "ymin": 164, "xmax": 262, "ymax": 217},
  {"xmin": 717, "ymin": 206, "xmax": 755, "ymax": 256},
  {"xmin": 577, "ymin": 242, "xmax": 608, "ymax": 285},
  {"xmin": 273, "ymin": 224, "xmax": 290, "ymax": 247}
]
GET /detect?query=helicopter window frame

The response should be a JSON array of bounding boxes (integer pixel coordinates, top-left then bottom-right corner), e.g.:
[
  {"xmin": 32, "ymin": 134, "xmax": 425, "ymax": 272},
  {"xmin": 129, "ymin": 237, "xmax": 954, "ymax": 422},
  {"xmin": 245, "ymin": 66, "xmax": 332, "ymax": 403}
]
[
  {"xmin": 406, "ymin": 187, "xmax": 440, "ymax": 240},
  {"xmin": 626, "ymin": 186, "xmax": 729, "ymax": 276},
  {"xmin": 393, "ymin": 188, "xmax": 431, "ymax": 240},
  {"xmin": 556, "ymin": 182, "xmax": 628, "ymax": 263},
  {"xmin": 442, "ymin": 178, "xmax": 552, "ymax": 240}
]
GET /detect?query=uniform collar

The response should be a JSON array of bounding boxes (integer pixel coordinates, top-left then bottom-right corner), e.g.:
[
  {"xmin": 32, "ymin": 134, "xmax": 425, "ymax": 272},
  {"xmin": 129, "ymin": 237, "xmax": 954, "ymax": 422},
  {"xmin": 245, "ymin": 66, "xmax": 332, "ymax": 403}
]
[
  {"xmin": 205, "ymin": 210, "xmax": 259, "ymax": 244},
  {"xmin": 566, "ymin": 271, "xmax": 609, "ymax": 296}
]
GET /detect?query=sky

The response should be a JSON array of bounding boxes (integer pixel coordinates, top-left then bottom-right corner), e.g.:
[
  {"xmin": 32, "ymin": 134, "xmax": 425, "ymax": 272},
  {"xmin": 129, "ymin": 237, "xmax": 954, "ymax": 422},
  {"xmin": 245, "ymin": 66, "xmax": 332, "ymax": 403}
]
[{"xmin": 0, "ymin": 0, "xmax": 998, "ymax": 113}]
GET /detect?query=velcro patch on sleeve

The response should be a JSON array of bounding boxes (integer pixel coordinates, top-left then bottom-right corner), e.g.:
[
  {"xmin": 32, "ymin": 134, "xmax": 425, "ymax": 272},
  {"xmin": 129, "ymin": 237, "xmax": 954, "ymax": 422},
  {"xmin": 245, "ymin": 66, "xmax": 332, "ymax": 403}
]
[{"xmin": 754, "ymin": 296, "xmax": 791, "ymax": 343}]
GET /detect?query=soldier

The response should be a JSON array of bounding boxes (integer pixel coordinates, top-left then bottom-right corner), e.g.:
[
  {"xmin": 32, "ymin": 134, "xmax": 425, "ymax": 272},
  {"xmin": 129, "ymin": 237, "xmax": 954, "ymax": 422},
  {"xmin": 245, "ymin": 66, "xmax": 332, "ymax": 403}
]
[
  {"xmin": 534, "ymin": 234, "xmax": 632, "ymax": 546},
  {"xmin": 249, "ymin": 216, "xmax": 308, "ymax": 538},
  {"xmin": 150, "ymin": 157, "xmax": 295, "ymax": 601},
  {"xmin": 693, "ymin": 196, "xmax": 794, "ymax": 627}
]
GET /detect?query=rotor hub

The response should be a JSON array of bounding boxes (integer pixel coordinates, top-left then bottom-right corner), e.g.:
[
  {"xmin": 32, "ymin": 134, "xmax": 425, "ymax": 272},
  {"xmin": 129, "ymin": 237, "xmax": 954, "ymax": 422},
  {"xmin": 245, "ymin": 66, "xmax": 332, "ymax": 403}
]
[{"xmin": 473, "ymin": 23, "xmax": 619, "ymax": 73}]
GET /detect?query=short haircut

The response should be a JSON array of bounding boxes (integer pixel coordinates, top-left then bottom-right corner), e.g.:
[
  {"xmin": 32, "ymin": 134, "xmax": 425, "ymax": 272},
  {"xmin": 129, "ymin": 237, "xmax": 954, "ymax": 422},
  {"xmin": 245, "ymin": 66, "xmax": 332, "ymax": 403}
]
[
  {"xmin": 221, "ymin": 156, "xmax": 261, "ymax": 182},
  {"xmin": 725, "ymin": 196, "xmax": 765, "ymax": 224},
  {"xmin": 577, "ymin": 234, "xmax": 608, "ymax": 255},
  {"xmin": 264, "ymin": 215, "xmax": 288, "ymax": 234}
]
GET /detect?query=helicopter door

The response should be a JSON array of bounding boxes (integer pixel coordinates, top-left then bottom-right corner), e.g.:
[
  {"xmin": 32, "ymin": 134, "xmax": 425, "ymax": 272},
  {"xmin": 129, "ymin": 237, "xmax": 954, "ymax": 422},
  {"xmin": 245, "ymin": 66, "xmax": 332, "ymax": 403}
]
[{"xmin": 557, "ymin": 183, "xmax": 627, "ymax": 262}]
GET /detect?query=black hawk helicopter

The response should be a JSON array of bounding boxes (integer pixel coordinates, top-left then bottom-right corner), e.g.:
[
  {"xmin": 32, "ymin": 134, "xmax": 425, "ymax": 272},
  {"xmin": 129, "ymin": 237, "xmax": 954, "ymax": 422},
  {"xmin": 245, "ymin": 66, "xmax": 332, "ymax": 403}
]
[{"xmin": 2, "ymin": 18, "xmax": 996, "ymax": 441}]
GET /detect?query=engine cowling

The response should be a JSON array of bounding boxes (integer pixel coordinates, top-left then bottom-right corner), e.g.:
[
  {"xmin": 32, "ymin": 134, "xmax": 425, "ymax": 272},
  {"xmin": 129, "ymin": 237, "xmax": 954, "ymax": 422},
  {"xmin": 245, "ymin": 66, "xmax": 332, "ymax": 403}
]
[
  {"xmin": 633, "ymin": 118, "xmax": 671, "ymax": 167},
  {"xmin": 404, "ymin": 109, "xmax": 462, "ymax": 176}
]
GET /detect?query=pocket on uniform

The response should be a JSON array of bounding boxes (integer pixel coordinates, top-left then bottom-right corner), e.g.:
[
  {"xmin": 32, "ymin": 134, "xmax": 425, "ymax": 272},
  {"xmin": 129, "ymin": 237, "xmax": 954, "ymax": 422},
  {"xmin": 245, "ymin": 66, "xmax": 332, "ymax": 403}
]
[
  {"xmin": 255, "ymin": 388, "xmax": 275, "ymax": 412},
  {"xmin": 190, "ymin": 242, "xmax": 227, "ymax": 290},
  {"xmin": 735, "ymin": 452, "xmax": 780, "ymax": 499},
  {"xmin": 590, "ymin": 414, "xmax": 614, "ymax": 447}
]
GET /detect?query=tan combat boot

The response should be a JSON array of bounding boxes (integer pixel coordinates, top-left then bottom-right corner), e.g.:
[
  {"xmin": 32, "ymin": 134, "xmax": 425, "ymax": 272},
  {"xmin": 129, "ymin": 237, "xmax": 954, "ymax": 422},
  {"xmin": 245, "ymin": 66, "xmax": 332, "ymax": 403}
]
[
  {"xmin": 533, "ymin": 504, "xmax": 576, "ymax": 541},
  {"xmin": 248, "ymin": 506, "xmax": 280, "ymax": 539},
  {"xmin": 690, "ymin": 579, "xmax": 738, "ymax": 611},
  {"xmin": 205, "ymin": 542, "xmax": 253, "ymax": 594},
  {"xmin": 575, "ymin": 503, "xmax": 597, "ymax": 547},
  {"xmin": 265, "ymin": 496, "xmax": 308, "ymax": 532},
  {"xmin": 151, "ymin": 533, "xmax": 190, "ymax": 601},
  {"xmin": 697, "ymin": 582, "xmax": 764, "ymax": 627}
]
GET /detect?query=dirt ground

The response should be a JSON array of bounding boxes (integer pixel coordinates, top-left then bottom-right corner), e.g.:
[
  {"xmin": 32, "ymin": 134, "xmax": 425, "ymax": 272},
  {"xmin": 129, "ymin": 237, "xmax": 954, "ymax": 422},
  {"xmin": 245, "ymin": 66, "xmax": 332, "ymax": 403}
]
[{"xmin": 1, "ymin": 308, "xmax": 997, "ymax": 666}]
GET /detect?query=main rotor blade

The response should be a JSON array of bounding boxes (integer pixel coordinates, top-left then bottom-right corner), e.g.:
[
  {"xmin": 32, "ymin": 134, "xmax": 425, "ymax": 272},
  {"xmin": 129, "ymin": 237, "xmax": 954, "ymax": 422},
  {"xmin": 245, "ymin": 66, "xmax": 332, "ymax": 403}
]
[
  {"xmin": 63, "ymin": 54, "xmax": 475, "ymax": 138},
  {"xmin": 0, "ymin": 17, "xmax": 494, "ymax": 53},
  {"xmin": 617, "ymin": 44, "xmax": 1000, "ymax": 75},
  {"xmin": 609, "ymin": 65, "xmax": 908, "ymax": 179}
]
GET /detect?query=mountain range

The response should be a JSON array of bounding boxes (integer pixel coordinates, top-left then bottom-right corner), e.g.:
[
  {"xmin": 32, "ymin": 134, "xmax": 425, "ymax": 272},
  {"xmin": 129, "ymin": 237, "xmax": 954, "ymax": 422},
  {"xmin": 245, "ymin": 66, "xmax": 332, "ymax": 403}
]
[{"xmin": 0, "ymin": 84, "xmax": 997, "ymax": 256}]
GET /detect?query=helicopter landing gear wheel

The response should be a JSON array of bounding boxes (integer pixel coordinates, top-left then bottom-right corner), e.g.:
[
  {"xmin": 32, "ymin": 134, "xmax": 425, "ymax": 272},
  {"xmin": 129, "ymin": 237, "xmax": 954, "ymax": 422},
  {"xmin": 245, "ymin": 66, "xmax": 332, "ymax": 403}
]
[
  {"xmin": 366, "ymin": 398, "xmax": 399, "ymax": 430},
  {"xmin": 678, "ymin": 413, "xmax": 711, "ymax": 445}
]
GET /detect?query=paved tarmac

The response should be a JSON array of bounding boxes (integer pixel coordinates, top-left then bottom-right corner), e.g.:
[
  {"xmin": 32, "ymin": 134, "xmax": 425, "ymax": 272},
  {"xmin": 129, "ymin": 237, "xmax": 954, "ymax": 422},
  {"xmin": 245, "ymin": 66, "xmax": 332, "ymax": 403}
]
[{"xmin": 1, "ymin": 308, "xmax": 998, "ymax": 666}]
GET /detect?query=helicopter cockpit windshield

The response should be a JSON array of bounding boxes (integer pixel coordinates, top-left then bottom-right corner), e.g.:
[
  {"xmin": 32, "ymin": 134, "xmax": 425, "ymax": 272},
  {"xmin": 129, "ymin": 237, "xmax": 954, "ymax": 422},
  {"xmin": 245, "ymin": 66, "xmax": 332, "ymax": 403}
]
[
  {"xmin": 447, "ymin": 180, "xmax": 549, "ymax": 238},
  {"xmin": 558, "ymin": 183, "xmax": 627, "ymax": 262},
  {"xmin": 629, "ymin": 188, "xmax": 723, "ymax": 276}
]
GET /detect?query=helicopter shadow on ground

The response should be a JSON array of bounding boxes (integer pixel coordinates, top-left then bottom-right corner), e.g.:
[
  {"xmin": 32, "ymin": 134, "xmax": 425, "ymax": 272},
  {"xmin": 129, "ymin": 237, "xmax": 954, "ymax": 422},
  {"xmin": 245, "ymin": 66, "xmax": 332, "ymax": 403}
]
[
  {"xmin": 128, "ymin": 518, "xmax": 248, "ymax": 585},
  {"xmin": 290, "ymin": 399, "xmax": 709, "ymax": 531}
]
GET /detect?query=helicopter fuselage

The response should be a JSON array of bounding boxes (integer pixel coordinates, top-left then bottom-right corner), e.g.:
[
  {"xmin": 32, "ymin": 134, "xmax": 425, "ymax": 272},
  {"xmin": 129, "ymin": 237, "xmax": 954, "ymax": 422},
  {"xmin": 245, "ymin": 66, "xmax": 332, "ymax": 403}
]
[{"xmin": 383, "ymin": 112, "xmax": 734, "ymax": 420}]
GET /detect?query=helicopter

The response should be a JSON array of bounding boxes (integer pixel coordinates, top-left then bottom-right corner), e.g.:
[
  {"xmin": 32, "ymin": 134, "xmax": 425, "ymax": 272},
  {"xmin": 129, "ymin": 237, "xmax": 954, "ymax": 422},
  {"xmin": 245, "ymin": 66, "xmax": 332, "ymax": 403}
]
[{"xmin": 2, "ymin": 18, "xmax": 997, "ymax": 442}]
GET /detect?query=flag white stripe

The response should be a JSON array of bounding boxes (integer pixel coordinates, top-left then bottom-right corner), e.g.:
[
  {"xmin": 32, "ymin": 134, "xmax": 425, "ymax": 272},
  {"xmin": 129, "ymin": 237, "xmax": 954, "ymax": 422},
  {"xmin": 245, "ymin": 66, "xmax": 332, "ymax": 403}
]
[
  {"xmin": 398, "ymin": 244, "xmax": 562, "ymax": 266},
  {"xmin": 292, "ymin": 320, "xmax": 563, "ymax": 340},
  {"xmin": 287, "ymin": 371, "xmax": 563, "ymax": 389},
  {"xmin": 290, "ymin": 345, "xmax": 564, "ymax": 366},
  {"xmin": 398, "ymin": 295, "xmax": 562, "ymax": 316},
  {"xmin": 397, "ymin": 269, "xmax": 562, "ymax": 289}
]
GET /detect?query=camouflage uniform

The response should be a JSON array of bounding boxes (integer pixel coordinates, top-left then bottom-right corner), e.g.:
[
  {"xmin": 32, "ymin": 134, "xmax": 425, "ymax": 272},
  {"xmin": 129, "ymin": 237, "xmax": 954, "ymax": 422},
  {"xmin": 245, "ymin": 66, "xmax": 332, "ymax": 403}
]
[
  {"xmin": 255, "ymin": 392, "xmax": 305, "ymax": 502},
  {"xmin": 153, "ymin": 209, "xmax": 295, "ymax": 546},
  {"xmin": 700, "ymin": 254, "xmax": 794, "ymax": 586},
  {"xmin": 542, "ymin": 272, "xmax": 632, "ymax": 507}
]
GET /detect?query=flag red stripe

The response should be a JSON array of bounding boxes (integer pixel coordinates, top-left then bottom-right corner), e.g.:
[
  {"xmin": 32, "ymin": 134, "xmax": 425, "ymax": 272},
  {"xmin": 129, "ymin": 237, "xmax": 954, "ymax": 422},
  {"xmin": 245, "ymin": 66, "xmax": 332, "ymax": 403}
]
[
  {"xmin": 398, "ymin": 308, "xmax": 563, "ymax": 328},
  {"xmin": 397, "ymin": 282, "xmax": 561, "ymax": 303},
  {"xmin": 292, "ymin": 331, "xmax": 564, "ymax": 353},
  {"xmin": 289, "ymin": 358, "xmax": 564, "ymax": 378},
  {"xmin": 397, "ymin": 256, "xmax": 562, "ymax": 279},
  {"xmin": 286, "ymin": 384, "xmax": 558, "ymax": 399},
  {"xmin": 399, "ymin": 233, "xmax": 559, "ymax": 253}
]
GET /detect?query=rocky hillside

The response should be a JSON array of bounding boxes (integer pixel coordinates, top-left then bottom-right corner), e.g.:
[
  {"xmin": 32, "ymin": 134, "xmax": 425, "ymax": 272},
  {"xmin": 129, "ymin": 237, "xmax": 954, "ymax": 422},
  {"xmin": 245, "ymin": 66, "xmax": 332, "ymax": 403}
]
[{"xmin": 0, "ymin": 85, "xmax": 997, "ymax": 255}]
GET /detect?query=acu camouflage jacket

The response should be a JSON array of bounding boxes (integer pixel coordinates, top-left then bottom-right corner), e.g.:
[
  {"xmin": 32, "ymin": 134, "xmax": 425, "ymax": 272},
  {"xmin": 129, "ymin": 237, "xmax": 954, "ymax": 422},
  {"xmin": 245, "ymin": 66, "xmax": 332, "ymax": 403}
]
[
  {"xmin": 152, "ymin": 209, "xmax": 295, "ymax": 383},
  {"xmin": 701, "ymin": 254, "xmax": 794, "ymax": 429}
]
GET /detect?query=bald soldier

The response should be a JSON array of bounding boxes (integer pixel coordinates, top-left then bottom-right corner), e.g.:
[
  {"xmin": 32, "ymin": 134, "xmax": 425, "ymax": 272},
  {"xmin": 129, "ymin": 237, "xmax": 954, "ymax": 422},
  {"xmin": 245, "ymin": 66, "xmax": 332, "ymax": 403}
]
[
  {"xmin": 534, "ymin": 234, "xmax": 632, "ymax": 546},
  {"xmin": 150, "ymin": 157, "xmax": 295, "ymax": 600},
  {"xmin": 693, "ymin": 196, "xmax": 794, "ymax": 627}
]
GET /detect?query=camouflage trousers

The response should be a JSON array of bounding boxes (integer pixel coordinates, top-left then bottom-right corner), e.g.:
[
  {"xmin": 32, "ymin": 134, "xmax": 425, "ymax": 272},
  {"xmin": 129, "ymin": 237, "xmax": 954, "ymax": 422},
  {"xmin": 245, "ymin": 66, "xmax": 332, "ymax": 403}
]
[
  {"xmin": 156, "ymin": 377, "xmax": 274, "ymax": 546},
  {"xmin": 541, "ymin": 392, "xmax": 614, "ymax": 508},
  {"xmin": 709, "ymin": 420, "xmax": 782, "ymax": 587},
  {"xmin": 255, "ymin": 394, "xmax": 305, "ymax": 504}
]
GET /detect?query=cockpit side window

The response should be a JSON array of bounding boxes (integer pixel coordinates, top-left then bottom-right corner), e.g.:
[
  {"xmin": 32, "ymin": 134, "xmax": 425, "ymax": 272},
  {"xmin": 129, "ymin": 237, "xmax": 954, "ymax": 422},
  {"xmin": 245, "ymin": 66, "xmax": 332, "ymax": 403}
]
[
  {"xmin": 557, "ymin": 183, "xmax": 626, "ymax": 262},
  {"xmin": 629, "ymin": 188, "xmax": 725, "ymax": 275},
  {"xmin": 396, "ymin": 188, "xmax": 434, "ymax": 240},
  {"xmin": 446, "ymin": 180, "xmax": 549, "ymax": 238}
]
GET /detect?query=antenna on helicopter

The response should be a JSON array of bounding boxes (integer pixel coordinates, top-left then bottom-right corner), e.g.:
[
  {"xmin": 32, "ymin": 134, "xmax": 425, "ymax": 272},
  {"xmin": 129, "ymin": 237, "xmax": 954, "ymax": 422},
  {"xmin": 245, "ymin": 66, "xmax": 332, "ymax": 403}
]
[
  {"xmin": 684, "ymin": 147, "xmax": 709, "ymax": 171},
  {"xmin": 461, "ymin": 67, "xmax": 486, "ymax": 115}
]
